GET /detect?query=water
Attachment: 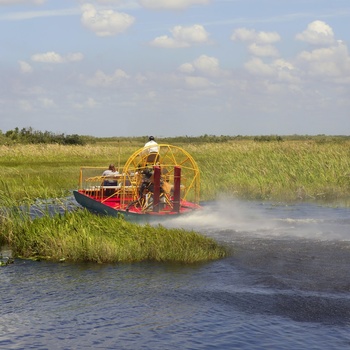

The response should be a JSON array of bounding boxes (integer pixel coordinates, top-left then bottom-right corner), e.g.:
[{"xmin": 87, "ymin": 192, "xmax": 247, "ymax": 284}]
[{"xmin": 1, "ymin": 200, "xmax": 350, "ymax": 349}]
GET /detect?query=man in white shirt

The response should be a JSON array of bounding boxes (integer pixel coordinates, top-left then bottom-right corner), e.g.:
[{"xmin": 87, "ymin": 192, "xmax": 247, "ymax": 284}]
[
  {"xmin": 142, "ymin": 136, "xmax": 159, "ymax": 163},
  {"xmin": 144, "ymin": 136, "xmax": 159, "ymax": 153}
]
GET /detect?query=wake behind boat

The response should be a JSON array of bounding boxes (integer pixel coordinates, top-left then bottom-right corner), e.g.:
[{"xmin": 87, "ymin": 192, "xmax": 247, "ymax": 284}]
[{"xmin": 73, "ymin": 144, "xmax": 201, "ymax": 222}]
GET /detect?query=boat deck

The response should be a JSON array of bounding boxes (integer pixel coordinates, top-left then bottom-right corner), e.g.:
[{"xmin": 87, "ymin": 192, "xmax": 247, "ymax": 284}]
[{"xmin": 76, "ymin": 189, "xmax": 199, "ymax": 216}]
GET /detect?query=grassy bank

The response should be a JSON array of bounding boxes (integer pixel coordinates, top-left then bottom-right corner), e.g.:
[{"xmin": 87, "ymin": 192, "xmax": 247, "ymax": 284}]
[{"xmin": 0, "ymin": 200, "xmax": 227, "ymax": 263}]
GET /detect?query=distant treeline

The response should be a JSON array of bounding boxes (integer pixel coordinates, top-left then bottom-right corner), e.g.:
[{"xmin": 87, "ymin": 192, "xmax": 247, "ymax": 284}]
[
  {"xmin": 1, "ymin": 127, "xmax": 349, "ymax": 145},
  {"xmin": 0, "ymin": 127, "xmax": 90, "ymax": 145}
]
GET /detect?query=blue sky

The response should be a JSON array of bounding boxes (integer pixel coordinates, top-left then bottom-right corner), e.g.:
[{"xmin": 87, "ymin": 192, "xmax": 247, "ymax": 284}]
[{"xmin": 1, "ymin": 0, "xmax": 349, "ymax": 137}]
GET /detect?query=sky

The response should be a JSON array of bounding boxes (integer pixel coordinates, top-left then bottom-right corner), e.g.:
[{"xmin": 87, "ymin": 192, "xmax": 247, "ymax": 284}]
[{"xmin": 0, "ymin": 0, "xmax": 349, "ymax": 137}]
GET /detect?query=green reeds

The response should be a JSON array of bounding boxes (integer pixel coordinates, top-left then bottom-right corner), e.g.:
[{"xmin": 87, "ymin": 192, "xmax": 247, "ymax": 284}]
[
  {"xmin": 0, "ymin": 143, "xmax": 136, "ymax": 201},
  {"xmin": 1, "ymin": 140, "xmax": 350, "ymax": 203},
  {"xmin": 0, "ymin": 192, "xmax": 227, "ymax": 263},
  {"xmin": 193, "ymin": 141, "xmax": 350, "ymax": 202}
]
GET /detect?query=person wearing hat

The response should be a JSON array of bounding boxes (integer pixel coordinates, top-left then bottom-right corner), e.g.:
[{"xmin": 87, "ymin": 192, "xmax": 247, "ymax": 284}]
[
  {"xmin": 144, "ymin": 136, "xmax": 159, "ymax": 153},
  {"xmin": 142, "ymin": 136, "xmax": 159, "ymax": 162}
]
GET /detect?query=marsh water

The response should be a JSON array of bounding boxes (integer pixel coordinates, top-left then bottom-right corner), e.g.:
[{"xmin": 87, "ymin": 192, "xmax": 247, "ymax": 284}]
[{"xmin": 1, "ymin": 200, "xmax": 350, "ymax": 349}]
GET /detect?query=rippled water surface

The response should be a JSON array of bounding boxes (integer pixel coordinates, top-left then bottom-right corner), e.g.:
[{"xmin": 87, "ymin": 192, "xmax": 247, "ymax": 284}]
[{"xmin": 2, "ymin": 200, "xmax": 350, "ymax": 349}]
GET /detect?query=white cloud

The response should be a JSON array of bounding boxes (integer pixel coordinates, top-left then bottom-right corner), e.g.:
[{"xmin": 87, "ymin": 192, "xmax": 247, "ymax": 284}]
[
  {"xmin": 244, "ymin": 57, "xmax": 274, "ymax": 76},
  {"xmin": 294, "ymin": 21, "xmax": 350, "ymax": 83},
  {"xmin": 139, "ymin": 0, "xmax": 209, "ymax": 11},
  {"xmin": 232, "ymin": 28, "xmax": 280, "ymax": 59},
  {"xmin": 31, "ymin": 51, "xmax": 83, "ymax": 63},
  {"xmin": 248, "ymin": 43, "xmax": 279, "ymax": 57},
  {"xmin": 231, "ymin": 27, "xmax": 280, "ymax": 44},
  {"xmin": 31, "ymin": 51, "xmax": 63, "ymax": 63},
  {"xmin": 87, "ymin": 68, "xmax": 130, "ymax": 87},
  {"xmin": 150, "ymin": 24, "xmax": 209, "ymax": 48},
  {"xmin": 172, "ymin": 24, "xmax": 209, "ymax": 43},
  {"xmin": 236, "ymin": 21, "xmax": 349, "ymax": 85},
  {"xmin": 18, "ymin": 60, "xmax": 33, "ymax": 73},
  {"xmin": 81, "ymin": 3, "xmax": 135, "ymax": 37},
  {"xmin": 179, "ymin": 54, "xmax": 224, "ymax": 77},
  {"xmin": 272, "ymin": 59, "xmax": 299, "ymax": 83},
  {"xmin": 178, "ymin": 62, "xmax": 195, "ymax": 74},
  {"xmin": 273, "ymin": 59, "xmax": 294, "ymax": 71},
  {"xmin": 244, "ymin": 57, "xmax": 298, "ymax": 83},
  {"xmin": 297, "ymin": 41, "xmax": 350, "ymax": 81},
  {"xmin": 295, "ymin": 20, "xmax": 335, "ymax": 46},
  {"xmin": 192, "ymin": 55, "xmax": 220, "ymax": 76},
  {"xmin": 231, "ymin": 27, "xmax": 256, "ymax": 42},
  {"xmin": 150, "ymin": 36, "xmax": 179, "ymax": 48}
]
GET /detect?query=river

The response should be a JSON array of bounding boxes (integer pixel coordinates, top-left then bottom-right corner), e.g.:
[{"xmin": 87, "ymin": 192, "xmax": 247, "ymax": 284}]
[{"xmin": 1, "ymin": 200, "xmax": 350, "ymax": 349}]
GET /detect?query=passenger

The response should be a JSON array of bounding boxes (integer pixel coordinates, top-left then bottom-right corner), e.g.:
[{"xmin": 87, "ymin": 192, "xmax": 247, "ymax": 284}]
[{"xmin": 102, "ymin": 164, "xmax": 119, "ymax": 186}]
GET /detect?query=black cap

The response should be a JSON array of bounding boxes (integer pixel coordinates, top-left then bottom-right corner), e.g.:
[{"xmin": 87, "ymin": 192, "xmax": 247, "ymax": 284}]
[{"xmin": 149, "ymin": 136, "xmax": 154, "ymax": 141}]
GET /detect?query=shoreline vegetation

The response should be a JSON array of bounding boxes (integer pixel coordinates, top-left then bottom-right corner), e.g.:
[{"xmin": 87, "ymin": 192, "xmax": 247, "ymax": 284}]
[
  {"xmin": 1, "ymin": 129, "xmax": 350, "ymax": 263},
  {"xmin": 0, "ymin": 197, "xmax": 226, "ymax": 264}
]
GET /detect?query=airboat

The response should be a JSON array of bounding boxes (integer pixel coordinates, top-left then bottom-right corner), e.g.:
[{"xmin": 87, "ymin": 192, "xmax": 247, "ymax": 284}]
[{"xmin": 73, "ymin": 144, "xmax": 201, "ymax": 222}]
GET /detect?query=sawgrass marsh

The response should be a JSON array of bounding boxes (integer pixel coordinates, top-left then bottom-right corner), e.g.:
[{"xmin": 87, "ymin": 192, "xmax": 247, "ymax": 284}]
[
  {"xmin": 1, "ymin": 139, "xmax": 349, "ymax": 203},
  {"xmin": 1, "ymin": 138, "xmax": 350, "ymax": 263}
]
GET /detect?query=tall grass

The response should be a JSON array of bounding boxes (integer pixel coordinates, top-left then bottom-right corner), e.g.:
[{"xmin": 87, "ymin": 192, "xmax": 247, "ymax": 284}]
[
  {"xmin": 191, "ymin": 140, "xmax": 350, "ymax": 202},
  {"xmin": 0, "ymin": 143, "xmax": 135, "ymax": 201},
  {"xmin": 0, "ymin": 193, "xmax": 227, "ymax": 263},
  {"xmin": 1, "ymin": 140, "xmax": 350, "ymax": 203}
]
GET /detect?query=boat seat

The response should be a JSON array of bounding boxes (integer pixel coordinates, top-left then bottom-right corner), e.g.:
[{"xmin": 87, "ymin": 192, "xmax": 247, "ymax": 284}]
[{"xmin": 146, "ymin": 152, "xmax": 159, "ymax": 164}]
